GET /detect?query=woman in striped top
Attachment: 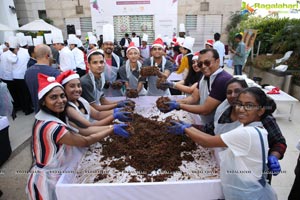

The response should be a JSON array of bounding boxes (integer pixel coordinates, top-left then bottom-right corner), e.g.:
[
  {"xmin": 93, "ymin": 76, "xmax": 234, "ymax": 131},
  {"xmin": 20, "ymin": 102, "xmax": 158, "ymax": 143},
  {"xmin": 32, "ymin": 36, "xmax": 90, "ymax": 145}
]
[{"xmin": 26, "ymin": 73, "xmax": 129, "ymax": 200}]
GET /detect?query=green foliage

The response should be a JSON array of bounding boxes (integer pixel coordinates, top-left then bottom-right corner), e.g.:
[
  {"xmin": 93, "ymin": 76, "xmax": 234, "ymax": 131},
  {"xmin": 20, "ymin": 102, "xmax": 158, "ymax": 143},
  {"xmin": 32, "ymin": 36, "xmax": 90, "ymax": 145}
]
[
  {"xmin": 226, "ymin": 12, "xmax": 249, "ymax": 45},
  {"xmin": 272, "ymin": 22, "xmax": 300, "ymax": 56},
  {"xmin": 43, "ymin": 17, "xmax": 54, "ymax": 25},
  {"xmin": 253, "ymin": 54, "xmax": 282, "ymax": 70}
]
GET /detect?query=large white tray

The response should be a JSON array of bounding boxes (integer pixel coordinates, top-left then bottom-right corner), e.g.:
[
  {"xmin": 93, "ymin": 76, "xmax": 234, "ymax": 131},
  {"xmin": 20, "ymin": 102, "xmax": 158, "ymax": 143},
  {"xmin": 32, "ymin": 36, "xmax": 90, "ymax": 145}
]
[{"xmin": 56, "ymin": 96, "xmax": 224, "ymax": 200}]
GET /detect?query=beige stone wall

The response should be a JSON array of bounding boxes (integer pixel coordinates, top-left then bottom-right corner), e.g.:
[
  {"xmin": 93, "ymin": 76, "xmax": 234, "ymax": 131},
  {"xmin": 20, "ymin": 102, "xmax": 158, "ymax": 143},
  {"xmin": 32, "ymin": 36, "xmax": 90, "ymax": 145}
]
[
  {"xmin": 178, "ymin": 0, "xmax": 242, "ymax": 45},
  {"xmin": 45, "ymin": 0, "xmax": 91, "ymax": 30},
  {"xmin": 41, "ymin": 0, "xmax": 242, "ymax": 44}
]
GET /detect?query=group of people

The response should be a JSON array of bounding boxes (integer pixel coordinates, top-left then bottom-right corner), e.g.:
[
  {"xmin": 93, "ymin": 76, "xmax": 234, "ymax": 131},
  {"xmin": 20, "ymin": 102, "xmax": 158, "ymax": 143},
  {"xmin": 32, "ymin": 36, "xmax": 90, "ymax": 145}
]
[{"xmin": 0, "ymin": 23, "xmax": 297, "ymax": 199}]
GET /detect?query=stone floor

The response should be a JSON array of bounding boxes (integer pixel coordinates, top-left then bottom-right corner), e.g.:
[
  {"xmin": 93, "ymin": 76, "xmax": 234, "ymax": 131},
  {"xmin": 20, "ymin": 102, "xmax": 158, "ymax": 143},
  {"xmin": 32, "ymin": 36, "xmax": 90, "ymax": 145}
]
[{"xmin": 0, "ymin": 66, "xmax": 299, "ymax": 200}]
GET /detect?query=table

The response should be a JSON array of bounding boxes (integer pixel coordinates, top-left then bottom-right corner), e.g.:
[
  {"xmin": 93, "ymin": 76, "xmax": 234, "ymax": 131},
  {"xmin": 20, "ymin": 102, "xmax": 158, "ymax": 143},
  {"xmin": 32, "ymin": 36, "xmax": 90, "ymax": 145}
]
[
  {"xmin": 238, "ymin": 76, "xmax": 298, "ymax": 121},
  {"xmin": 56, "ymin": 96, "xmax": 224, "ymax": 200},
  {"xmin": 263, "ymin": 88, "xmax": 298, "ymax": 121}
]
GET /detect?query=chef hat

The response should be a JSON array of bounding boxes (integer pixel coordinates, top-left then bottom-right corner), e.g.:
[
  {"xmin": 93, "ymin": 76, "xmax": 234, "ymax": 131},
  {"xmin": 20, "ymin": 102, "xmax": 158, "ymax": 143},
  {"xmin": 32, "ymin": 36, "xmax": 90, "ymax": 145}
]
[
  {"xmin": 56, "ymin": 70, "xmax": 80, "ymax": 85},
  {"xmin": 16, "ymin": 32, "xmax": 25, "ymax": 38},
  {"xmin": 18, "ymin": 35, "xmax": 28, "ymax": 47},
  {"xmin": 52, "ymin": 30, "xmax": 64, "ymax": 44},
  {"xmin": 179, "ymin": 23, "xmax": 185, "ymax": 32},
  {"xmin": 205, "ymin": 39, "xmax": 214, "ymax": 47},
  {"xmin": 44, "ymin": 33, "xmax": 53, "ymax": 45},
  {"xmin": 68, "ymin": 34, "xmax": 78, "ymax": 45},
  {"xmin": 192, "ymin": 52, "xmax": 200, "ymax": 60},
  {"xmin": 126, "ymin": 42, "xmax": 139, "ymax": 53},
  {"xmin": 87, "ymin": 49, "xmax": 104, "ymax": 60},
  {"xmin": 76, "ymin": 29, "xmax": 81, "ymax": 36},
  {"xmin": 38, "ymin": 73, "xmax": 63, "ymax": 100},
  {"xmin": 89, "ymin": 35, "xmax": 98, "ymax": 45},
  {"xmin": 33, "ymin": 38, "xmax": 44, "ymax": 46},
  {"xmin": 142, "ymin": 34, "xmax": 148, "ymax": 42},
  {"xmin": 182, "ymin": 37, "xmax": 195, "ymax": 52},
  {"xmin": 152, "ymin": 37, "xmax": 164, "ymax": 49},
  {"xmin": 26, "ymin": 36, "xmax": 33, "ymax": 46},
  {"xmin": 102, "ymin": 24, "xmax": 114, "ymax": 43},
  {"xmin": 8, "ymin": 36, "xmax": 19, "ymax": 48},
  {"xmin": 77, "ymin": 39, "xmax": 83, "ymax": 48}
]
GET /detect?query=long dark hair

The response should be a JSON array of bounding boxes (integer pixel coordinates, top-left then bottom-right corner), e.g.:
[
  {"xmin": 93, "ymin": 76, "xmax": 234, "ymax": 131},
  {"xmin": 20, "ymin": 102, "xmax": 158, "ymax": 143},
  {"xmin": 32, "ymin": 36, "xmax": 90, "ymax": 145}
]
[
  {"xmin": 184, "ymin": 53, "xmax": 202, "ymax": 86},
  {"xmin": 225, "ymin": 77, "xmax": 248, "ymax": 89},
  {"xmin": 238, "ymin": 87, "xmax": 276, "ymax": 119},
  {"xmin": 38, "ymin": 86, "xmax": 67, "ymax": 123}
]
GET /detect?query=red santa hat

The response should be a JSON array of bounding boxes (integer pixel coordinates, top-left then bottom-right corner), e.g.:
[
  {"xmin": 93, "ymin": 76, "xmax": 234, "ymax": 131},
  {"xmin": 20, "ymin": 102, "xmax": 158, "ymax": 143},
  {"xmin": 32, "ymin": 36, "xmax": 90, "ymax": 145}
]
[
  {"xmin": 205, "ymin": 39, "xmax": 214, "ymax": 47},
  {"xmin": 152, "ymin": 37, "xmax": 164, "ymax": 49},
  {"xmin": 38, "ymin": 73, "xmax": 63, "ymax": 100},
  {"xmin": 192, "ymin": 52, "xmax": 200, "ymax": 60},
  {"xmin": 56, "ymin": 70, "xmax": 80, "ymax": 85},
  {"xmin": 126, "ymin": 41, "xmax": 139, "ymax": 53}
]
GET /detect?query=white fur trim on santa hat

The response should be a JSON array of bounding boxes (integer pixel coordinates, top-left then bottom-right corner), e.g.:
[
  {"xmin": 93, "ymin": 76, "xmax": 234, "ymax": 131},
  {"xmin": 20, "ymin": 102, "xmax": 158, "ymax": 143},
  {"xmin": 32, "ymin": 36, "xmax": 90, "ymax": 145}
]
[
  {"xmin": 62, "ymin": 73, "xmax": 80, "ymax": 85},
  {"xmin": 38, "ymin": 81, "xmax": 62, "ymax": 100},
  {"xmin": 126, "ymin": 42, "xmax": 139, "ymax": 53}
]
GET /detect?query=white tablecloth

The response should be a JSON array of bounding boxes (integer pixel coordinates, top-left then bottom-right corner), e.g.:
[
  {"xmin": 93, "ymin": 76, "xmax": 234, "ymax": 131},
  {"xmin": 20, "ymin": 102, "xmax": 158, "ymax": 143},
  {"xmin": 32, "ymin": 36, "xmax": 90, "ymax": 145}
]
[{"xmin": 56, "ymin": 96, "xmax": 223, "ymax": 200}]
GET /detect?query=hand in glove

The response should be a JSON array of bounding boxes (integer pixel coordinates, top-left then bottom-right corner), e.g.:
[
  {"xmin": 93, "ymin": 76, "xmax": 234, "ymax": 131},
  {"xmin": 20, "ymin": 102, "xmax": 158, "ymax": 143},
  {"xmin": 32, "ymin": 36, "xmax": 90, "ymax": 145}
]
[
  {"xmin": 158, "ymin": 100, "xmax": 180, "ymax": 113},
  {"xmin": 113, "ymin": 124, "xmax": 129, "ymax": 138},
  {"xmin": 113, "ymin": 108, "xmax": 132, "ymax": 122},
  {"xmin": 117, "ymin": 100, "xmax": 135, "ymax": 108},
  {"xmin": 167, "ymin": 121, "xmax": 191, "ymax": 135},
  {"xmin": 159, "ymin": 80, "xmax": 175, "ymax": 90},
  {"xmin": 267, "ymin": 155, "xmax": 281, "ymax": 176}
]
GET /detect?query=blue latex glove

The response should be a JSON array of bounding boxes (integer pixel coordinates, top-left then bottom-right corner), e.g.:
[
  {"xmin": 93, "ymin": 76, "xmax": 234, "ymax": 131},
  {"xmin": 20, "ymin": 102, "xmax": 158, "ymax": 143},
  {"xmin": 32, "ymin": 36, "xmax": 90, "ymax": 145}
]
[
  {"xmin": 159, "ymin": 80, "xmax": 175, "ymax": 90},
  {"xmin": 113, "ymin": 124, "xmax": 129, "ymax": 138},
  {"xmin": 159, "ymin": 100, "xmax": 180, "ymax": 113},
  {"xmin": 117, "ymin": 100, "xmax": 135, "ymax": 108},
  {"xmin": 167, "ymin": 121, "xmax": 192, "ymax": 135},
  {"xmin": 113, "ymin": 109, "xmax": 132, "ymax": 122},
  {"xmin": 267, "ymin": 155, "xmax": 281, "ymax": 176}
]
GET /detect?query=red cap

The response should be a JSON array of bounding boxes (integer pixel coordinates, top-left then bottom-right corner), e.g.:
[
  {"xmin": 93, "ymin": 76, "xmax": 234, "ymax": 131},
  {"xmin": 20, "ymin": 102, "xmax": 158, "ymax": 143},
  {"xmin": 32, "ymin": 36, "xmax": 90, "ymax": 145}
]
[
  {"xmin": 56, "ymin": 70, "xmax": 80, "ymax": 85},
  {"xmin": 205, "ymin": 39, "xmax": 214, "ymax": 47},
  {"xmin": 38, "ymin": 73, "xmax": 62, "ymax": 100},
  {"xmin": 126, "ymin": 41, "xmax": 139, "ymax": 53},
  {"xmin": 152, "ymin": 38, "xmax": 164, "ymax": 49}
]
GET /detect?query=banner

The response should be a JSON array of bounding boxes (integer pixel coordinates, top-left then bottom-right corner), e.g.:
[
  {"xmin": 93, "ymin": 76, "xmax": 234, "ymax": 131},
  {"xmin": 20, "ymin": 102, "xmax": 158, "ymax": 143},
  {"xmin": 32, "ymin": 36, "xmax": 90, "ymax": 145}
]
[{"xmin": 241, "ymin": 0, "xmax": 300, "ymax": 18}]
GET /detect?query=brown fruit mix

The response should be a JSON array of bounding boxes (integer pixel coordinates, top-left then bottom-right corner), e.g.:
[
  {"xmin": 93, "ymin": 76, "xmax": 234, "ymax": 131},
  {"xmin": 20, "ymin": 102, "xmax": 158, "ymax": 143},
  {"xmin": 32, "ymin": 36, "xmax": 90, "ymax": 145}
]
[{"xmin": 156, "ymin": 96, "xmax": 171, "ymax": 113}]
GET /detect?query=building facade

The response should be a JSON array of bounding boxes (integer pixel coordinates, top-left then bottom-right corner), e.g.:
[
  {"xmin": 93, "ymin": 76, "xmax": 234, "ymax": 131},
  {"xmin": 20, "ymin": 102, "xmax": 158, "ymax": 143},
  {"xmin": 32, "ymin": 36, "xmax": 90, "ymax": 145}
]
[{"xmin": 13, "ymin": 0, "xmax": 242, "ymax": 50}]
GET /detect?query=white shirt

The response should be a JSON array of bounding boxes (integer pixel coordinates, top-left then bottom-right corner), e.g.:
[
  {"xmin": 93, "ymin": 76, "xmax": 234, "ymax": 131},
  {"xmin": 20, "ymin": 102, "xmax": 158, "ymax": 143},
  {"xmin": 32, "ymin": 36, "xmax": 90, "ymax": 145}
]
[
  {"xmin": 213, "ymin": 40, "xmax": 225, "ymax": 67},
  {"xmin": 220, "ymin": 124, "xmax": 268, "ymax": 179},
  {"xmin": 72, "ymin": 47, "xmax": 86, "ymax": 70},
  {"xmin": 59, "ymin": 46, "xmax": 76, "ymax": 71},
  {"xmin": 13, "ymin": 47, "xmax": 30, "ymax": 79},
  {"xmin": 0, "ymin": 50, "xmax": 18, "ymax": 80}
]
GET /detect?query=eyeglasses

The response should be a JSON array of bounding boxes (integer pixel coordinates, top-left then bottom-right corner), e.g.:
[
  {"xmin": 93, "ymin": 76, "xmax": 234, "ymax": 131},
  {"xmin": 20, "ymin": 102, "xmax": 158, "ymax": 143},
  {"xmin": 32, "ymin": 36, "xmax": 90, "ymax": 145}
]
[
  {"xmin": 234, "ymin": 102, "xmax": 261, "ymax": 111},
  {"xmin": 197, "ymin": 60, "xmax": 213, "ymax": 68}
]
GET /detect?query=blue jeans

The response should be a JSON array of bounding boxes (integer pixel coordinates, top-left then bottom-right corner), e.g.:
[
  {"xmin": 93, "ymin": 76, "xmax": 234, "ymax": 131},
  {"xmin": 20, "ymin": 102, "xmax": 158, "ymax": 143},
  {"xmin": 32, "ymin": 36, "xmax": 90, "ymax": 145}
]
[{"xmin": 234, "ymin": 65, "xmax": 242, "ymax": 75}]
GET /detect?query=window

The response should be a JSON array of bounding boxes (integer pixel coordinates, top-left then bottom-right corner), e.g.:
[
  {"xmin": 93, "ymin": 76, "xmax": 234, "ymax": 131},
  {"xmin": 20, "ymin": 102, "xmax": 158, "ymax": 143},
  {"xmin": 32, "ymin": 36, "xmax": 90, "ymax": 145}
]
[
  {"xmin": 185, "ymin": 15, "xmax": 197, "ymax": 30},
  {"xmin": 38, "ymin": 10, "xmax": 47, "ymax": 19}
]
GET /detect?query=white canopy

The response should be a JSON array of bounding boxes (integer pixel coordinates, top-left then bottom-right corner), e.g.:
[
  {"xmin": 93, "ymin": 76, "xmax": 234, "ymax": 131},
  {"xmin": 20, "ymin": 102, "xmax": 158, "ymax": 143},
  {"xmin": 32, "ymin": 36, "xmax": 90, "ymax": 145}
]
[
  {"xmin": 0, "ymin": 23, "xmax": 15, "ymax": 31},
  {"xmin": 18, "ymin": 19, "xmax": 60, "ymax": 32}
]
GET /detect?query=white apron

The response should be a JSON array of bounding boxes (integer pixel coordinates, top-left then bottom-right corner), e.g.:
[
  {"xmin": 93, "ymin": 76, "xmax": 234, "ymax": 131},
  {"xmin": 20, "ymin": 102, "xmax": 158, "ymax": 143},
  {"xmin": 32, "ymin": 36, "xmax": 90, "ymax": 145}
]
[
  {"xmin": 68, "ymin": 97, "xmax": 91, "ymax": 121},
  {"xmin": 103, "ymin": 53, "xmax": 123, "ymax": 97},
  {"xmin": 88, "ymin": 71, "xmax": 105, "ymax": 105},
  {"xmin": 214, "ymin": 99, "xmax": 241, "ymax": 135},
  {"xmin": 125, "ymin": 60, "xmax": 147, "ymax": 96},
  {"xmin": 199, "ymin": 68, "xmax": 223, "ymax": 124},
  {"xmin": 219, "ymin": 123, "xmax": 277, "ymax": 200},
  {"xmin": 147, "ymin": 57, "xmax": 171, "ymax": 96}
]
